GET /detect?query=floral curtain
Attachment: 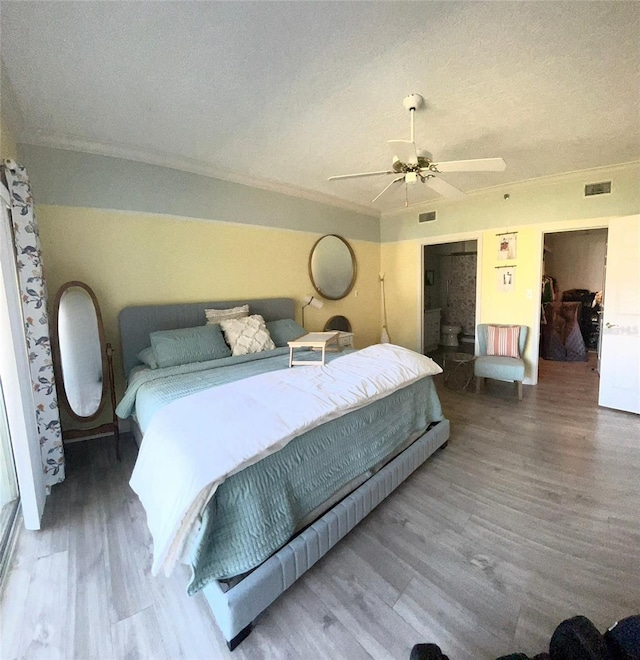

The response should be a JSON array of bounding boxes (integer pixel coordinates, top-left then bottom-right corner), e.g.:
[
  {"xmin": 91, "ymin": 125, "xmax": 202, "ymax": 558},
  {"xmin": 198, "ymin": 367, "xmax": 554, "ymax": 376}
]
[{"xmin": 2, "ymin": 160, "xmax": 65, "ymax": 486}]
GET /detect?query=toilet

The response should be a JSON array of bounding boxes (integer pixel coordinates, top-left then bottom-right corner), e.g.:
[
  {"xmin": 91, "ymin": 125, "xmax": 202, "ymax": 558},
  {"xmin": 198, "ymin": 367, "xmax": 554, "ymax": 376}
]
[{"xmin": 440, "ymin": 324, "xmax": 462, "ymax": 347}]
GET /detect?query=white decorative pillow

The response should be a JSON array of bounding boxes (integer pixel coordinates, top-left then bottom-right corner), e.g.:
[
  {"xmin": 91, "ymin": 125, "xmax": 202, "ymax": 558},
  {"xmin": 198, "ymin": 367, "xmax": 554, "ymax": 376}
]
[
  {"xmin": 205, "ymin": 304, "xmax": 249, "ymax": 325},
  {"xmin": 219, "ymin": 314, "xmax": 276, "ymax": 356}
]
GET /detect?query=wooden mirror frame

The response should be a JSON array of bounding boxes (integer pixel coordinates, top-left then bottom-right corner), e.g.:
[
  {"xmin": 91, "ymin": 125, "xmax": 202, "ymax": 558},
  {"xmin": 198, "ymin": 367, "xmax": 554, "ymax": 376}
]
[
  {"xmin": 51, "ymin": 280, "xmax": 120, "ymax": 459},
  {"xmin": 308, "ymin": 234, "xmax": 357, "ymax": 301},
  {"xmin": 323, "ymin": 315, "xmax": 352, "ymax": 332}
]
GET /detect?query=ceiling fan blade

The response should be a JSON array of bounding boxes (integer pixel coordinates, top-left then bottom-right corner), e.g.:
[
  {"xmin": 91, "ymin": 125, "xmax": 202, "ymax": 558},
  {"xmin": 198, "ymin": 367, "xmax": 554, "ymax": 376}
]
[
  {"xmin": 388, "ymin": 139, "xmax": 418, "ymax": 165},
  {"xmin": 424, "ymin": 176, "xmax": 466, "ymax": 200},
  {"xmin": 372, "ymin": 176, "xmax": 404, "ymax": 203},
  {"xmin": 328, "ymin": 169, "xmax": 395, "ymax": 181},
  {"xmin": 433, "ymin": 157, "xmax": 506, "ymax": 173}
]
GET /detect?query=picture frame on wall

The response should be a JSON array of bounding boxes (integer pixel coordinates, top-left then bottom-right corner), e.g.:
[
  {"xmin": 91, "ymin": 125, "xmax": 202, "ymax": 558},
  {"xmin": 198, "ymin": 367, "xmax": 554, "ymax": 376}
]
[
  {"xmin": 425, "ymin": 270, "xmax": 435, "ymax": 286},
  {"xmin": 497, "ymin": 267, "xmax": 516, "ymax": 292},
  {"xmin": 498, "ymin": 233, "xmax": 517, "ymax": 260}
]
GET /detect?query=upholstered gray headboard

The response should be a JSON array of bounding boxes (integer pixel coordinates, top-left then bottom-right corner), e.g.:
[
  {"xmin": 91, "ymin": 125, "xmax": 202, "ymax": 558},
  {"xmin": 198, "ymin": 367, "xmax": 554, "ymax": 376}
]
[{"xmin": 118, "ymin": 297, "xmax": 295, "ymax": 377}]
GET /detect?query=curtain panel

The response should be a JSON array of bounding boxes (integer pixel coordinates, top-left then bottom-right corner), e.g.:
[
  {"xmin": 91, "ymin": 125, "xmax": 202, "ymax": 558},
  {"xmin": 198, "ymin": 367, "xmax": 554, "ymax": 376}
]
[{"xmin": 2, "ymin": 160, "xmax": 65, "ymax": 486}]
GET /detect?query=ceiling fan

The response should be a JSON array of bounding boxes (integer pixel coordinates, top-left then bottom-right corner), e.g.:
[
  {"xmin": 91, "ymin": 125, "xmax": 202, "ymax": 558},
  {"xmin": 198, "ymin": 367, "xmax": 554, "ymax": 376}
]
[{"xmin": 328, "ymin": 94, "xmax": 506, "ymax": 206}]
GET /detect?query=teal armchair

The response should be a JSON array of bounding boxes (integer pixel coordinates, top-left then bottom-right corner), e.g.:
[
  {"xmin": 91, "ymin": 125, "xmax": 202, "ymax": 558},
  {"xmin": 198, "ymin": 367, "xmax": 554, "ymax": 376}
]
[{"xmin": 474, "ymin": 324, "xmax": 528, "ymax": 400}]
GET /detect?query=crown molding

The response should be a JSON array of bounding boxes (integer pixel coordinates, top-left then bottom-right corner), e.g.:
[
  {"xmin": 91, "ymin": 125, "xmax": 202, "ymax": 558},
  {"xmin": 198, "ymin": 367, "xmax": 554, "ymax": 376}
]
[
  {"xmin": 20, "ymin": 133, "xmax": 381, "ymax": 219},
  {"xmin": 381, "ymin": 161, "xmax": 640, "ymax": 220}
]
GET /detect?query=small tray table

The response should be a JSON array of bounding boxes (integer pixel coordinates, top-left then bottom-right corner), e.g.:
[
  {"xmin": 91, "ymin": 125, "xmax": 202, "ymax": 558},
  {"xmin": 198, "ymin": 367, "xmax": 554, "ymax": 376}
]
[{"xmin": 288, "ymin": 332, "xmax": 340, "ymax": 367}]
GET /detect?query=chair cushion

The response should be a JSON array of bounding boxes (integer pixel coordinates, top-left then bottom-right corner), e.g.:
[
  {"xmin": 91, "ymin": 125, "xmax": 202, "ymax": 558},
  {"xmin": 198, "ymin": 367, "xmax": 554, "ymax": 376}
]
[{"xmin": 474, "ymin": 355, "xmax": 525, "ymax": 381}]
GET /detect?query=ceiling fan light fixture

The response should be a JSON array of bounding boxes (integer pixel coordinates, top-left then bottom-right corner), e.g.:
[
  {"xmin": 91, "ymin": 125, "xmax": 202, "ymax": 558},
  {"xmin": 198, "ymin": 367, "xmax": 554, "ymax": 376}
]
[
  {"xmin": 416, "ymin": 148, "xmax": 432, "ymax": 168},
  {"xmin": 402, "ymin": 94, "xmax": 424, "ymax": 111},
  {"xmin": 328, "ymin": 94, "xmax": 505, "ymax": 206}
]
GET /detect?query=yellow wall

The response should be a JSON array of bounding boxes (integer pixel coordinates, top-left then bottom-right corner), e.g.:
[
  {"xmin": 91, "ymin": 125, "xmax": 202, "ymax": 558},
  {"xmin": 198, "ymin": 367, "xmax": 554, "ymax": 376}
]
[
  {"xmin": 37, "ymin": 205, "xmax": 381, "ymax": 398},
  {"xmin": 477, "ymin": 227, "xmax": 541, "ymax": 381},
  {"xmin": 0, "ymin": 112, "xmax": 18, "ymax": 161},
  {"xmin": 379, "ymin": 240, "xmax": 420, "ymax": 349},
  {"xmin": 380, "ymin": 163, "xmax": 640, "ymax": 385},
  {"xmin": 29, "ymin": 160, "xmax": 640, "ymax": 402}
]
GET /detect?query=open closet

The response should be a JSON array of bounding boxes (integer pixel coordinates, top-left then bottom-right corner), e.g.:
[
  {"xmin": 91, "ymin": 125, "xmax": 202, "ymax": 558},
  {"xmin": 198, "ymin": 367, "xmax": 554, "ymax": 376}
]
[{"xmin": 541, "ymin": 228, "xmax": 607, "ymax": 369}]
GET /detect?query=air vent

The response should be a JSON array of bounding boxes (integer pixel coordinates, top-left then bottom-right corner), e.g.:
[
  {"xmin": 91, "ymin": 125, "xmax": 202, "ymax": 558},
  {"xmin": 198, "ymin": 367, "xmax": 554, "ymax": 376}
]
[
  {"xmin": 584, "ymin": 181, "xmax": 611, "ymax": 197},
  {"xmin": 418, "ymin": 211, "xmax": 437, "ymax": 223}
]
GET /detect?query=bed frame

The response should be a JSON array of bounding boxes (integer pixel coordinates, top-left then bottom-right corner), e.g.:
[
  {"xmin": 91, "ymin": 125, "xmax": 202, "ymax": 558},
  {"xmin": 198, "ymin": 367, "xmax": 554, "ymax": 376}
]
[{"xmin": 118, "ymin": 297, "xmax": 450, "ymax": 650}]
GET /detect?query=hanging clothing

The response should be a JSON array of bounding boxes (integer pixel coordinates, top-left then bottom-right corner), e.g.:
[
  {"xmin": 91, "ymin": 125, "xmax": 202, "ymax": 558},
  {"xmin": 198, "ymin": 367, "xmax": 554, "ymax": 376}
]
[
  {"xmin": 541, "ymin": 275, "xmax": 557, "ymax": 304},
  {"xmin": 2, "ymin": 160, "xmax": 65, "ymax": 486}
]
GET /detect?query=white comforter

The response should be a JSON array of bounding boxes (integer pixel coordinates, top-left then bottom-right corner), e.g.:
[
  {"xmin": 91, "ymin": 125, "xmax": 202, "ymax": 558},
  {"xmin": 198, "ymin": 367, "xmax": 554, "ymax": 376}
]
[{"xmin": 129, "ymin": 343, "xmax": 442, "ymax": 576}]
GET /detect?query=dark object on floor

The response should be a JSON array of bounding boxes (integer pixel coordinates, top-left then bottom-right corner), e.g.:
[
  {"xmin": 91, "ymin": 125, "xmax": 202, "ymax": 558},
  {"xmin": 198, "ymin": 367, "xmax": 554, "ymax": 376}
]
[
  {"xmin": 561, "ymin": 289, "xmax": 601, "ymax": 349},
  {"xmin": 411, "ymin": 614, "xmax": 639, "ymax": 659},
  {"xmin": 605, "ymin": 615, "xmax": 640, "ymax": 659},
  {"xmin": 410, "ymin": 643, "xmax": 450, "ymax": 659},
  {"xmin": 549, "ymin": 615, "xmax": 612, "ymax": 659},
  {"xmin": 496, "ymin": 654, "xmax": 549, "ymax": 659},
  {"xmin": 540, "ymin": 302, "xmax": 588, "ymax": 362}
]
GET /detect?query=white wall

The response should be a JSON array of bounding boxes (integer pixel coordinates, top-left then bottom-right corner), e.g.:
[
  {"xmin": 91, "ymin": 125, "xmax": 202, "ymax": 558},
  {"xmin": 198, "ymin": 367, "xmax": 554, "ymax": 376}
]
[{"xmin": 544, "ymin": 229, "xmax": 607, "ymax": 294}]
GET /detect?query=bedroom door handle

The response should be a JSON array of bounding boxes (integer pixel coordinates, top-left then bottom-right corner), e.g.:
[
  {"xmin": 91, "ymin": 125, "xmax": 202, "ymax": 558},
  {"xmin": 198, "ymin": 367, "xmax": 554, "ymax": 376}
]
[{"xmin": 605, "ymin": 322, "xmax": 618, "ymax": 328}]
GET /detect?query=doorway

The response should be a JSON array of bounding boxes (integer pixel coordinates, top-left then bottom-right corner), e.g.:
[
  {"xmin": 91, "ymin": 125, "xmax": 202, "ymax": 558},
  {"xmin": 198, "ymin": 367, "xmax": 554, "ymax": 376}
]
[
  {"xmin": 422, "ymin": 240, "xmax": 478, "ymax": 359},
  {"xmin": 539, "ymin": 228, "xmax": 607, "ymax": 389}
]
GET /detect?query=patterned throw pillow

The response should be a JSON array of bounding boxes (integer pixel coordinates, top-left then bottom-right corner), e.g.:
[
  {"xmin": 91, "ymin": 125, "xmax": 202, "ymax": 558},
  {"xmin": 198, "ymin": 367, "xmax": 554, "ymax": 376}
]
[
  {"xmin": 204, "ymin": 304, "xmax": 249, "ymax": 325},
  {"xmin": 486, "ymin": 325, "xmax": 521, "ymax": 358},
  {"xmin": 219, "ymin": 315, "xmax": 276, "ymax": 356}
]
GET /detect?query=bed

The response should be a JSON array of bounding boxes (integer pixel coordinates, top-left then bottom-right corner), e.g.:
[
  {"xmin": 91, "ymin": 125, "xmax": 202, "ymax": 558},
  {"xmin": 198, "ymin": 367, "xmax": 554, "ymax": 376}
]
[{"xmin": 117, "ymin": 297, "xmax": 450, "ymax": 650}]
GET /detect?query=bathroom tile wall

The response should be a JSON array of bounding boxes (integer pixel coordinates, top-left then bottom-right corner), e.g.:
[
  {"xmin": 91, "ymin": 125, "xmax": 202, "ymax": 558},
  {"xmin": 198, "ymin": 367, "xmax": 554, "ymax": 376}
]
[{"xmin": 439, "ymin": 253, "xmax": 477, "ymax": 335}]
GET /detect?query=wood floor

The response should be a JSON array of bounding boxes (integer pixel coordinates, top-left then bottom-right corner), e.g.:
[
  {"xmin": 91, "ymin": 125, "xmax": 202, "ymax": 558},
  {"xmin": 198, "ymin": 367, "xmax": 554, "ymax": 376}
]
[{"xmin": 2, "ymin": 355, "xmax": 639, "ymax": 659}]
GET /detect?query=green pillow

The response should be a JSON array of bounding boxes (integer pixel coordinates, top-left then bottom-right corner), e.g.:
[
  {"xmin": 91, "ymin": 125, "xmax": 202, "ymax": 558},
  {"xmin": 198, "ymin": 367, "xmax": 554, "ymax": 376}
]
[
  {"xmin": 266, "ymin": 319, "xmax": 306, "ymax": 347},
  {"xmin": 137, "ymin": 346, "xmax": 158, "ymax": 369},
  {"xmin": 150, "ymin": 324, "xmax": 231, "ymax": 368}
]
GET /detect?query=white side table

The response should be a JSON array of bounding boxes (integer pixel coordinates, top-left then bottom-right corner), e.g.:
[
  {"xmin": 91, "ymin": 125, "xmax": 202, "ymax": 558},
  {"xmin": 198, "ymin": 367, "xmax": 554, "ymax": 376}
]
[{"xmin": 338, "ymin": 331, "xmax": 354, "ymax": 348}]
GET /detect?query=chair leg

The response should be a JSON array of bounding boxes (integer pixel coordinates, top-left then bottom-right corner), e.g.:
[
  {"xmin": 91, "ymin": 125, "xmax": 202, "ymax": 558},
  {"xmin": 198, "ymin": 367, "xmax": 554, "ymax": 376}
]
[
  {"xmin": 476, "ymin": 376, "xmax": 484, "ymax": 394},
  {"xmin": 516, "ymin": 381, "xmax": 523, "ymax": 400}
]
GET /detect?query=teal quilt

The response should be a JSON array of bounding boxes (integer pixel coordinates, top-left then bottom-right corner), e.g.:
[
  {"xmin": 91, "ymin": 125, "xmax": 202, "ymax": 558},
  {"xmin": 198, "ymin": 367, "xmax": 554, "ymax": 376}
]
[{"xmin": 118, "ymin": 348, "xmax": 444, "ymax": 593}]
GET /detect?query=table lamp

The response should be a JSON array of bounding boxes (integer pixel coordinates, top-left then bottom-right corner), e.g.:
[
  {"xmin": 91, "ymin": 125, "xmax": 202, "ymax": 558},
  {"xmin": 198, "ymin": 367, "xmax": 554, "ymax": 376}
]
[{"xmin": 301, "ymin": 295, "xmax": 323, "ymax": 328}]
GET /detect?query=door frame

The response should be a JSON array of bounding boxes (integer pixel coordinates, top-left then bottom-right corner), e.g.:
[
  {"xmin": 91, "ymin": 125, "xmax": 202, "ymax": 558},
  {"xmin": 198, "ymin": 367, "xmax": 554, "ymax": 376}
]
[{"xmin": 418, "ymin": 230, "xmax": 484, "ymax": 354}]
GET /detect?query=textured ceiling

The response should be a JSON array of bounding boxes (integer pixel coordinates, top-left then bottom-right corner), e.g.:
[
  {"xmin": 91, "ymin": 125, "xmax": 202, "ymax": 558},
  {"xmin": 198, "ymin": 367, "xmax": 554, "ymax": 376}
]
[{"xmin": 2, "ymin": 1, "xmax": 639, "ymax": 214}]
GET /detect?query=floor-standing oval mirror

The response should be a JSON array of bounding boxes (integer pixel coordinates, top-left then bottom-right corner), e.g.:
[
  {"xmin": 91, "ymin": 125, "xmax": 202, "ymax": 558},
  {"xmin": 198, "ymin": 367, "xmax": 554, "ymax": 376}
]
[
  {"xmin": 309, "ymin": 234, "xmax": 356, "ymax": 300},
  {"xmin": 52, "ymin": 281, "xmax": 119, "ymax": 459}
]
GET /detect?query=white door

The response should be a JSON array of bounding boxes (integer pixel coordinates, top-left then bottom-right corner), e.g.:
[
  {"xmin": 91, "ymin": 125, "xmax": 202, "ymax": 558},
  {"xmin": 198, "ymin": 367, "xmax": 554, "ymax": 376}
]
[{"xmin": 598, "ymin": 215, "xmax": 640, "ymax": 414}]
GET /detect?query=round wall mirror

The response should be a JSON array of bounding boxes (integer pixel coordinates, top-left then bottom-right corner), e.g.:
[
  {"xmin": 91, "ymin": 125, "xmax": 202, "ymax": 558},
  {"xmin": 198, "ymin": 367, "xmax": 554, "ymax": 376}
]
[
  {"xmin": 309, "ymin": 234, "xmax": 356, "ymax": 300},
  {"xmin": 52, "ymin": 281, "xmax": 107, "ymax": 422}
]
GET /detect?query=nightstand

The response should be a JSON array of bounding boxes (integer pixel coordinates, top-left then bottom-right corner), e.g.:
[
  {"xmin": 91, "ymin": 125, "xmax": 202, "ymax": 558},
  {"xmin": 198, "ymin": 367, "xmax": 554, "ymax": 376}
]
[{"xmin": 338, "ymin": 331, "xmax": 354, "ymax": 348}]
